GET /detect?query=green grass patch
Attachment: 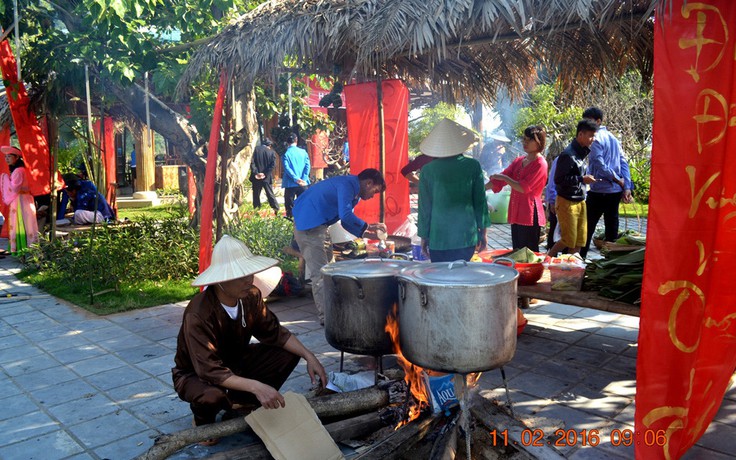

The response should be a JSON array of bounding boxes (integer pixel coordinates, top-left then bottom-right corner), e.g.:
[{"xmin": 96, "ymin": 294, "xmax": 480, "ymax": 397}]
[
  {"xmin": 118, "ymin": 204, "xmax": 187, "ymax": 221},
  {"xmin": 619, "ymin": 202, "xmax": 648, "ymax": 218},
  {"xmin": 16, "ymin": 270, "xmax": 197, "ymax": 315}
]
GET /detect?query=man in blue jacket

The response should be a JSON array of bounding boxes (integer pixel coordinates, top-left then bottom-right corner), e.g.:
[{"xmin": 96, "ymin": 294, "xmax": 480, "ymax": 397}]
[
  {"xmin": 580, "ymin": 107, "xmax": 634, "ymax": 257},
  {"xmin": 281, "ymin": 133, "xmax": 311, "ymax": 218},
  {"xmin": 292, "ymin": 169, "xmax": 387, "ymax": 324},
  {"xmin": 59, "ymin": 175, "xmax": 115, "ymax": 224}
]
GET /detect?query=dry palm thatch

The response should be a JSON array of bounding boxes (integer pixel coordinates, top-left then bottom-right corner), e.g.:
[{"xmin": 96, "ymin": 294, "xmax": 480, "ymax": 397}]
[{"xmin": 180, "ymin": 0, "xmax": 665, "ymax": 103}]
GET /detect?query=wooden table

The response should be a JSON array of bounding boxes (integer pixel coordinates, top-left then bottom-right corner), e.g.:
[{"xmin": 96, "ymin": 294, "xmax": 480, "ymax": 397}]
[{"xmin": 517, "ymin": 271, "xmax": 640, "ymax": 317}]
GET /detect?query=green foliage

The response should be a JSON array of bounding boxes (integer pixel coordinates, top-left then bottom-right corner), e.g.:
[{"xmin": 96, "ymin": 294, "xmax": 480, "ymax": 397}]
[
  {"xmin": 513, "ymin": 84, "xmax": 582, "ymax": 157},
  {"xmin": 408, "ymin": 103, "xmax": 467, "ymax": 157},
  {"xmin": 255, "ymin": 76, "xmax": 334, "ymax": 153},
  {"xmin": 21, "ymin": 202, "xmax": 300, "ymax": 313}
]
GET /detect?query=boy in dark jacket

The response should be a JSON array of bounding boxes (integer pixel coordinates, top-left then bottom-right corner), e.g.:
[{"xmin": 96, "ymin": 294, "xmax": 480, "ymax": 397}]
[{"xmin": 548, "ymin": 120, "xmax": 598, "ymax": 256}]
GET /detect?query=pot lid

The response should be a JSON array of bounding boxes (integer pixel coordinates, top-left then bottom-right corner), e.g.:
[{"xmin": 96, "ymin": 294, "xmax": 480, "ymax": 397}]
[
  {"xmin": 321, "ymin": 258, "xmax": 416, "ymax": 277},
  {"xmin": 397, "ymin": 261, "xmax": 518, "ymax": 286}
]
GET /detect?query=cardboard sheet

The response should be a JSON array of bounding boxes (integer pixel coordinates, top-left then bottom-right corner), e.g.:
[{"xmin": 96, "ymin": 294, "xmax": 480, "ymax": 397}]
[{"xmin": 245, "ymin": 392, "xmax": 344, "ymax": 460}]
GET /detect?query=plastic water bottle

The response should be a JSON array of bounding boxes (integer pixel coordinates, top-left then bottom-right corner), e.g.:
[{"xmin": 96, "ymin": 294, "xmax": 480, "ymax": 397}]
[{"xmin": 411, "ymin": 235, "xmax": 427, "ymax": 261}]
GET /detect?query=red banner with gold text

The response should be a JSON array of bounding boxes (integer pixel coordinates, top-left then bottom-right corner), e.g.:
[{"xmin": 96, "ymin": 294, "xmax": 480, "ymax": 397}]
[
  {"xmin": 636, "ymin": 2, "xmax": 736, "ymax": 458},
  {"xmin": 344, "ymin": 80, "xmax": 409, "ymax": 234},
  {"xmin": 0, "ymin": 40, "xmax": 51, "ymax": 197}
]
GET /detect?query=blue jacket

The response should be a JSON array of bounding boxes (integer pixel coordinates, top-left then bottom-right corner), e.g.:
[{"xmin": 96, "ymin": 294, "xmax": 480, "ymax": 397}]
[
  {"xmin": 281, "ymin": 145, "xmax": 311, "ymax": 188},
  {"xmin": 586, "ymin": 126, "xmax": 632, "ymax": 193},
  {"xmin": 292, "ymin": 175, "xmax": 367, "ymax": 237},
  {"xmin": 545, "ymin": 156, "xmax": 559, "ymax": 205}
]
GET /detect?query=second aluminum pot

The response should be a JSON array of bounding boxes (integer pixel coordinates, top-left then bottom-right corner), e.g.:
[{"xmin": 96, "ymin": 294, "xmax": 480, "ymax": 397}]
[
  {"xmin": 322, "ymin": 258, "xmax": 416, "ymax": 356},
  {"xmin": 397, "ymin": 260, "xmax": 518, "ymax": 374}
]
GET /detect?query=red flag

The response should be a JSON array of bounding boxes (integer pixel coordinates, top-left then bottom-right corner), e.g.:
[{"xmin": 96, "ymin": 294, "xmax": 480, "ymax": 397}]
[
  {"xmin": 0, "ymin": 40, "xmax": 51, "ymax": 197},
  {"xmin": 636, "ymin": 2, "xmax": 736, "ymax": 458},
  {"xmin": 198, "ymin": 72, "xmax": 228, "ymax": 275},
  {"xmin": 344, "ymin": 80, "xmax": 410, "ymax": 234},
  {"xmin": 93, "ymin": 117, "xmax": 117, "ymax": 212}
]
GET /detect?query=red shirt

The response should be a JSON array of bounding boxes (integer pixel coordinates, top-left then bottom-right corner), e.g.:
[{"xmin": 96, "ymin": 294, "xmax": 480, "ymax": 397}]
[{"xmin": 489, "ymin": 156, "xmax": 548, "ymax": 226}]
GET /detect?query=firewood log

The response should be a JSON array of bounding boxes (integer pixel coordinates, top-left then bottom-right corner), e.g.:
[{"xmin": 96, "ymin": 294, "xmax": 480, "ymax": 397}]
[{"xmin": 137, "ymin": 385, "xmax": 401, "ymax": 460}]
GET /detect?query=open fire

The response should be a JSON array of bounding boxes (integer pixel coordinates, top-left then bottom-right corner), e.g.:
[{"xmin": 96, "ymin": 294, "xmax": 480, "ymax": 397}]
[{"xmin": 385, "ymin": 303, "xmax": 430, "ymax": 427}]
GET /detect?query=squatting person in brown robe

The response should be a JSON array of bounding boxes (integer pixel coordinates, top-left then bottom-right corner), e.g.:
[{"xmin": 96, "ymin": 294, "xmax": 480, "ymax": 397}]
[{"xmin": 172, "ymin": 235, "xmax": 327, "ymax": 435}]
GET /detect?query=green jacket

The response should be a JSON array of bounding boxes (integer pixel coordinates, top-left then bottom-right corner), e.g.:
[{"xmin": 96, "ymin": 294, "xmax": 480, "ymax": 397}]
[{"xmin": 417, "ymin": 155, "xmax": 491, "ymax": 250}]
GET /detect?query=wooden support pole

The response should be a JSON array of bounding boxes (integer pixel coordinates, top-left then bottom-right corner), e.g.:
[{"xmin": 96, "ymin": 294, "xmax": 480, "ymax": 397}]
[
  {"xmin": 353, "ymin": 414, "xmax": 440, "ymax": 460},
  {"xmin": 376, "ymin": 77, "xmax": 385, "ymax": 223}
]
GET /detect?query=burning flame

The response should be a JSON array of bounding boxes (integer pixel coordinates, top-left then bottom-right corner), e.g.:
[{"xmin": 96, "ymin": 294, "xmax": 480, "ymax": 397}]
[{"xmin": 385, "ymin": 303, "xmax": 430, "ymax": 427}]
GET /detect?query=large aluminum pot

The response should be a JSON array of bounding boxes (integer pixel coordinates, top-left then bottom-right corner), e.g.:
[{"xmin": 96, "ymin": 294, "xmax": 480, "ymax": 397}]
[
  {"xmin": 397, "ymin": 260, "xmax": 518, "ymax": 373},
  {"xmin": 322, "ymin": 259, "xmax": 416, "ymax": 356}
]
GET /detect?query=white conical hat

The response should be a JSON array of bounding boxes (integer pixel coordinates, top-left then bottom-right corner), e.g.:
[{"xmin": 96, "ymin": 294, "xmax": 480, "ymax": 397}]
[
  {"xmin": 252, "ymin": 266, "xmax": 283, "ymax": 297},
  {"xmin": 419, "ymin": 118, "xmax": 479, "ymax": 158},
  {"xmin": 192, "ymin": 235, "xmax": 279, "ymax": 286}
]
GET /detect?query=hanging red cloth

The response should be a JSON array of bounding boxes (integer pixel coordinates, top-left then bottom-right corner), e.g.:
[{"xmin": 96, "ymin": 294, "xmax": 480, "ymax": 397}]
[
  {"xmin": 198, "ymin": 72, "xmax": 228, "ymax": 275},
  {"xmin": 344, "ymin": 80, "xmax": 409, "ymax": 234},
  {"xmin": 636, "ymin": 2, "xmax": 736, "ymax": 458},
  {"xmin": 0, "ymin": 40, "xmax": 51, "ymax": 197},
  {"xmin": 93, "ymin": 117, "xmax": 117, "ymax": 214}
]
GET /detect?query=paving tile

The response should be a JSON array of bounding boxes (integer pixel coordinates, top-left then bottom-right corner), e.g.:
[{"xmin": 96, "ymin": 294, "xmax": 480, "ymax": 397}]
[
  {"xmin": 508, "ymin": 349, "xmax": 548, "ymax": 369},
  {"xmin": 509, "ymin": 371, "xmax": 572, "ymax": 399},
  {"xmin": 479, "ymin": 387, "xmax": 553, "ymax": 416},
  {"xmin": 30, "ymin": 379, "xmax": 100, "ymax": 407},
  {"xmin": 67, "ymin": 353, "xmax": 128, "ymax": 377},
  {"xmin": 11, "ymin": 365, "xmax": 79, "ymax": 391},
  {"xmin": 93, "ymin": 429, "xmax": 163, "ymax": 459},
  {"xmin": 0, "ymin": 410, "xmax": 59, "ymax": 445},
  {"xmin": 113, "ymin": 343, "xmax": 171, "ymax": 364},
  {"xmin": 46, "ymin": 344, "xmax": 109, "ymax": 365},
  {"xmin": 570, "ymin": 308, "xmax": 622, "ymax": 323},
  {"xmin": 76, "ymin": 325, "xmax": 129, "ymax": 343},
  {"xmin": 19, "ymin": 323, "xmax": 74, "ymax": 343},
  {"xmin": 105, "ymin": 377, "xmax": 175, "ymax": 407},
  {"xmin": 66, "ymin": 410, "xmax": 149, "ymax": 449},
  {"xmin": 595, "ymin": 325, "xmax": 640, "ymax": 342},
  {"xmin": 712, "ymin": 396, "xmax": 736, "ymax": 428},
  {"xmin": 695, "ymin": 420, "xmax": 736, "ymax": 456},
  {"xmin": 0, "ymin": 331, "xmax": 30, "ymax": 350},
  {"xmin": 534, "ymin": 303, "xmax": 586, "ymax": 317},
  {"xmin": 2, "ymin": 352, "xmax": 61, "ymax": 377},
  {"xmin": 682, "ymin": 444, "xmax": 736, "ymax": 459},
  {"xmin": 557, "ymin": 393, "xmax": 632, "ymax": 419},
  {"xmin": 84, "ymin": 364, "xmax": 151, "ymax": 391},
  {"xmin": 36, "ymin": 334, "xmax": 94, "ymax": 353},
  {"xmin": 553, "ymin": 318, "xmax": 608, "ymax": 333},
  {"xmin": 0, "ymin": 393, "xmax": 42, "ymax": 421},
  {"xmin": 126, "ymin": 394, "xmax": 189, "ymax": 426},
  {"xmin": 0, "ymin": 343, "xmax": 45, "ymax": 364},
  {"xmin": 531, "ymin": 358, "xmax": 596, "ymax": 383},
  {"xmin": 46, "ymin": 393, "xmax": 118, "ymax": 426},
  {"xmin": 533, "ymin": 325, "xmax": 593, "ymax": 344},
  {"xmin": 515, "ymin": 334, "xmax": 571, "ymax": 357},
  {"xmin": 4, "ymin": 311, "xmax": 57, "ymax": 328},
  {"xmin": 601, "ymin": 355, "xmax": 638, "ymax": 376},
  {"xmin": 0, "ymin": 429, "xmax": 84, "ymax": 459},
  {"xmin": 574, "ymin": 334, "xmax": 635, "ymax": 355},
  {"xmin": 97, "ymin": 332, "xmax": 155, "ymax": 352},
  {"xmin": 568, "ymin": 421, "xmax": 635, "ymax": 459},
  {"xmin": 555, "ymin": 346, "xmax": 616, "ymax": 368},
  {"xmin": 135, "ymin": 354, "xmax": 176, "ymax": 379}
]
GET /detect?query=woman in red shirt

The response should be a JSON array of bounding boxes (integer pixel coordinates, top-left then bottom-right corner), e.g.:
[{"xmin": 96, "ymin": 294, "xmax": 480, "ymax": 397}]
[{"xmin": 486, "ymin": 126, "xmax": 548, "ymax": 251}]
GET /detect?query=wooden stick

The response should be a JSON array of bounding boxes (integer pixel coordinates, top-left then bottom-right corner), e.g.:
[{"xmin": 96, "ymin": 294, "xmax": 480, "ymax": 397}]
[
  {"xmin": 137, "ymin": 386, "xmax": 395, "ymax": 460},
  {"xmin": 353, "ymin": 415, "xmax": 440, "ymax": 460},
  {"xmin": 205, "ymin": 412, "xmax": 385, "ymax": 460},
  {"xmin": 429, "ymin": 411, "xmax": 460, "ymax": 460}
]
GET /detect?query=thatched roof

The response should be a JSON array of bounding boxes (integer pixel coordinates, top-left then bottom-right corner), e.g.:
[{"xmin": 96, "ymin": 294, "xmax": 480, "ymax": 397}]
[{"xmin": 181, "ymin": 0, "xmax": 664, "ymax": 103}]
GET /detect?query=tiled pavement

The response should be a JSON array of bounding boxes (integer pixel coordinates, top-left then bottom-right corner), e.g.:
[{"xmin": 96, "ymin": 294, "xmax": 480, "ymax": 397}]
[{"xmin": 0, "ymin": 220, "xmax": 733, "ymax": 459}]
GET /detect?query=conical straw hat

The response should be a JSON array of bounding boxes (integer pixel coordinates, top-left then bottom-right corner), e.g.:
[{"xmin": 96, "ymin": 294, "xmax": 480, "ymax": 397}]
[
  {"xmin": 253, "ymin": 266, "xmax": 283, "ymax": 297},
  {"xmin": 419, "ymin": 118, "xmax": 479, "ymax": 158},
  {"xmin": 192, "ymin": 235, "xmax": 279, "ymax": 286}
]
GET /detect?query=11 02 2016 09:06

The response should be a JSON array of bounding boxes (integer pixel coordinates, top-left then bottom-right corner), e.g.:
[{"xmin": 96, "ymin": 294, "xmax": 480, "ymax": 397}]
[{"xmin": 489, "ymin": 428, "xmax": 668, "ymax": 448}]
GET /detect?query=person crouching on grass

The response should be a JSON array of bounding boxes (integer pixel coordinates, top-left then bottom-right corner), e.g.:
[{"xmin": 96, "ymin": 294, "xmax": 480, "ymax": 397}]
[{"xmin": 172, "ymin": 235, "xmax": 327, "ymax": 445}]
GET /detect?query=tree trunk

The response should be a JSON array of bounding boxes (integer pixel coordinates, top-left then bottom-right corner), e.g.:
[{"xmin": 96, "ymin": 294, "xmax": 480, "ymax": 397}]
[{"xmin": 105, "ymin": 79, "xmax": 261, "ymax": 227}]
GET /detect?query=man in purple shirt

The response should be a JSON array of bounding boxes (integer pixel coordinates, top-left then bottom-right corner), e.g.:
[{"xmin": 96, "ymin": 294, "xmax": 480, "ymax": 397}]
[{"xmin": 580, "ymin": 107, "xmax": 634, "ymax": 258}]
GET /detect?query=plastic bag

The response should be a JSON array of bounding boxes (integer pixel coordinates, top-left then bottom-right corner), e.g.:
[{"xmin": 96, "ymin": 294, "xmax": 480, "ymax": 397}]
[{"xmin": 393, "ymin": 213, "xmax": 418, "ymax": 239}]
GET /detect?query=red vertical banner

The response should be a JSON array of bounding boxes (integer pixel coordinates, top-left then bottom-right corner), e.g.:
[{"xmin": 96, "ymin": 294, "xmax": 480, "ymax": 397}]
[
  {"xmin": 636, "ymin": 2, "xmax": 736, "ymax": 458},
  {"xmin": 93, "ymin": 117, "xmax": 117, "ymax": 207},
  {"xmin": 198, "ymin": 71, "xmax": 227, "ymax": 276},
  {"xmin": 344, "ymin": 79, "xmax": 409, "ymax": 234},
  {"xmin": 0, "ymin": 40, "xmax": 51, "ymax": 197}
]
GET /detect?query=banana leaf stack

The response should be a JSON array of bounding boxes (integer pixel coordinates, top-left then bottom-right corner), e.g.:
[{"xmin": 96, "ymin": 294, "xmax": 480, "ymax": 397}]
[{"xmin": 583, "ymin": 248, "xmax": 645, "ymax": 305}]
